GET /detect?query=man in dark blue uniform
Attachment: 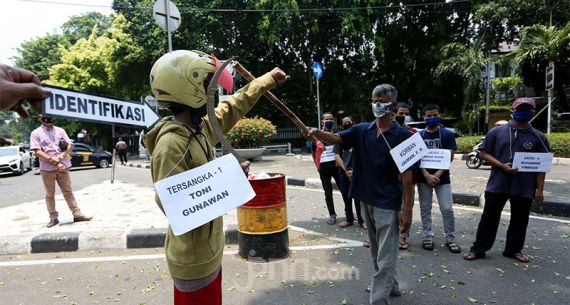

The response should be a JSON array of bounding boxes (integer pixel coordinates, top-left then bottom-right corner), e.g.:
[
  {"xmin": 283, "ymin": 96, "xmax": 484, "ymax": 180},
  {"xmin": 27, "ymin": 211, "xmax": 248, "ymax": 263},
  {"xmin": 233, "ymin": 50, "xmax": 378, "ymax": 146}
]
[
  {"xmin": 464, "ymin": 98, "xmax": 550, "ymax": 263},
  {"xmin": 308, "ymin": 84, "xmax": 414, "ymax": 305}
]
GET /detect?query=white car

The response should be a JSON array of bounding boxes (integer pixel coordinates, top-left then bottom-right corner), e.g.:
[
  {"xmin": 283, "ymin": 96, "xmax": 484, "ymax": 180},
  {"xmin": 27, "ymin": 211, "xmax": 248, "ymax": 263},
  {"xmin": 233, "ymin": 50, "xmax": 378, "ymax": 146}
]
[{"xmin": 0, "ymin": 145, "xmax": 33, "ymax": 175}]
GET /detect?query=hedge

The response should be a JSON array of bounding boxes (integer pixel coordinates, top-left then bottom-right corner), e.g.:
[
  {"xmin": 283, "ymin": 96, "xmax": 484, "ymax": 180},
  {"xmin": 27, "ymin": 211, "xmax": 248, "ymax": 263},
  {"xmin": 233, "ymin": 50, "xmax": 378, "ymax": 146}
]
[{"xmin": 455, "ymin": 132, "xmax": 570, "ymax": 157}]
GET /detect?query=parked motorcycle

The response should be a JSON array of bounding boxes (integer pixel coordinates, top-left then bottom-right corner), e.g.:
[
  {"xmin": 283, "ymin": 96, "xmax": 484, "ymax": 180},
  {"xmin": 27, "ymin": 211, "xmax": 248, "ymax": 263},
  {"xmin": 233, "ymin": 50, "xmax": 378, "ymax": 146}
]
[{"xmin": 465, "ymin": 137, "xmax": 488, "ymax": 169}]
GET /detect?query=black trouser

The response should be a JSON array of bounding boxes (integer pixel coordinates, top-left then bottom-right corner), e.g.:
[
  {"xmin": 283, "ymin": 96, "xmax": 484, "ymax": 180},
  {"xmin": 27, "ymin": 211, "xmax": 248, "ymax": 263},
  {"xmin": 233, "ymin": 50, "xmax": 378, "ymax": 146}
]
[
  {"xmin": 338, "ymin": 169, "xmax": 363, "ymax": 224},
  {"xmin": 470, "ymin": 192, "xmax": 533, "ymax": 256},
  {"xmin": 118, "ymin": 150, "xmax": 128, "ymax": 164},
  {"xmin": 318, "ymin": 165, "xmax": 340, "ymax": 217}
]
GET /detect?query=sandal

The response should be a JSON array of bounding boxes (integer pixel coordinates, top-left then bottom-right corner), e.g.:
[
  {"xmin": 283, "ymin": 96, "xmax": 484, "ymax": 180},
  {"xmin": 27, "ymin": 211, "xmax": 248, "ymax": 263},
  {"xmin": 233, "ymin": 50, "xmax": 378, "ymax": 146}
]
[
  {"xmin": 445, "ymin": 241, "xmax": 461, "ymax": 253},
  {"xmin": 326, "ymin": 215, "xmax": 337, "ymax": 225},
  {"xmin": 359, "ymin": 222, "xmax": 368, "ymax": 230},
  {"xmin": 504, "ymin": 252, "xmax": 529, "ymax": 263},
  {"xmin": 463, "ymin": 252, "xmax": 485, "ymax": 261},
  {"xmin": 399, "ymin": 236, "xmax": 410, "ymax": 250},
  {"xmin": 422, "ymin": 237, "xmax": 434, "ymax": 251},
  {"xmin": 363, "ymin": 240, "xmax": 370, "ymax": 248},
  {"xmin": 339, "ymin": 220, "xmax": 354, "ymax": 228}
]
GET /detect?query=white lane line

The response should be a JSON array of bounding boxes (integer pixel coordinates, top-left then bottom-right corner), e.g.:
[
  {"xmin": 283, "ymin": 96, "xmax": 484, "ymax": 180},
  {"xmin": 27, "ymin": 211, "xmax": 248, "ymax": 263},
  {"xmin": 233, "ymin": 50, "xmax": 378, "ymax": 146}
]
[
  {"xmin": 0, "ymin": 243, "xmax": 362, "ymax": 267},
  {"xmin": 454, "ymin": 205, "xmax": 570, "ymax": 224},
  {"xmin": 289, "ymin": 225, "xmax": 363, "ymax": 246}
]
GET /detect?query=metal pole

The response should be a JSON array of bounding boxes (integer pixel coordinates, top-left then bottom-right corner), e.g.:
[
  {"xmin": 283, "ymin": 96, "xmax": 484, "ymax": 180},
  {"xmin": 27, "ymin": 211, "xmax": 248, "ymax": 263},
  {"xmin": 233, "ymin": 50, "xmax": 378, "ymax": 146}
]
[
  {"xmin": 316, "ymin": 78, "xmax": 321, "ymax": 129},
  {"xmin": 547, "ymin": 88, "xmax": 552, "ymax": 135},
  {"xmin": 485, "ymin": 61, "xmax": 490, "ymax": 131},
  {"xmin": 165, "ymin": 0, "xmax": 172, "ymax": 52}
]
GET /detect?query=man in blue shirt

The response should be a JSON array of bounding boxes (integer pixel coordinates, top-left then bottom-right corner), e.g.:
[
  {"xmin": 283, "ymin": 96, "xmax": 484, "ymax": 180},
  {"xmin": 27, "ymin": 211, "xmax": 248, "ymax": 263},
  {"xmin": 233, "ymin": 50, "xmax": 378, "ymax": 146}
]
[
  {"xmin": 308, "ymin": 84, "xmax": 413, "ymax": 305},
  {"xmin": 464, "ymin": 98, "xmax": 550, "ymax": 263},
  {"xmin": 417, "ymin": 104, "xmax": 460, "ymax": 253}
]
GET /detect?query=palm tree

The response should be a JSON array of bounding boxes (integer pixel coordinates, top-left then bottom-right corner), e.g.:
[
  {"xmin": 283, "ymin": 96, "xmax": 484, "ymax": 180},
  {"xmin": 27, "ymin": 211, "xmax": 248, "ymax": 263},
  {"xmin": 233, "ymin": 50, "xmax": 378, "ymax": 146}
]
[
  {"xmin": 435, "ymin": 38, "xmax": 489, "ymax": 111},
  {"xmin": 435, "ymin": 37, "xmax": 489, "ymax": 134},
  {"xmin": 506, "ymin": 22, "xmax": 570, "ymax": 133},
  {"xmin": 507, "ymin": 22, "xmax": 570, "ymax": 67}
]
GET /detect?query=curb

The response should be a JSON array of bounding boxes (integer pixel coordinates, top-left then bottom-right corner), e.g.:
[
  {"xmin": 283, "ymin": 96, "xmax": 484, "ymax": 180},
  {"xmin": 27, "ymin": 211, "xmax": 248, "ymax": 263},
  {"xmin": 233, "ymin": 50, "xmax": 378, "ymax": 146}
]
[{"xmin": 13, "ymin": 166, "xmax": 565, "ymax": 255}]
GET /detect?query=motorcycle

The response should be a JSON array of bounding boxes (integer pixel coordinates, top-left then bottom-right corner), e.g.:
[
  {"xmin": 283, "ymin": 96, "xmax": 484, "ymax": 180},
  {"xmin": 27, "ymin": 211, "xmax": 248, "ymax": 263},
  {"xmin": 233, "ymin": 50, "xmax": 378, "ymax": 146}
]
[{"xmin": 465, "ymin": 136, "xmax": 488, "ymax": 169}]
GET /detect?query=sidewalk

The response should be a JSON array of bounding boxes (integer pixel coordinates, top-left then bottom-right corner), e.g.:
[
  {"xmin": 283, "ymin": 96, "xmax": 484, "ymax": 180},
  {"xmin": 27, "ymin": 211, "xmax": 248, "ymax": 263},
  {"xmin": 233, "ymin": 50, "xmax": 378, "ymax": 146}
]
[{"xmin": 1, "ymin": 153, "xmax": 568, "ymax": 255}]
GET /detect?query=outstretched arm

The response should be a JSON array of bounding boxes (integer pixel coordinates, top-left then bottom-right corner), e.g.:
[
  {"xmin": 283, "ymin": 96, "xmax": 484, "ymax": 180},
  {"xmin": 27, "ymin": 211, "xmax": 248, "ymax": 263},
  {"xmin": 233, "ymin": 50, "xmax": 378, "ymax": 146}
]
[{"xmin": 307, "ymin": 128, "xmax": 344, "ymax": 145}]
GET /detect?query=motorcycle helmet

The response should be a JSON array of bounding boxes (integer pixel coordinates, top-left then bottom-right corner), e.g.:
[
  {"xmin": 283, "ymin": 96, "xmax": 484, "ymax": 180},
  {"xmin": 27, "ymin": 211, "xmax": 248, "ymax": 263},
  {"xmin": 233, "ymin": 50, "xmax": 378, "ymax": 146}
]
[{"xmin": 149, "ymin": 50, "xmax": 216, "ymax": 109}]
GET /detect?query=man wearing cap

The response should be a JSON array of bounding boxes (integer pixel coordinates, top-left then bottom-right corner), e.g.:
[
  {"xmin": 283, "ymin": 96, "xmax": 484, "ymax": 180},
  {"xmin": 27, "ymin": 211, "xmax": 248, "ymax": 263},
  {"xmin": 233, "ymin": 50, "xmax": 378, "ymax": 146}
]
[
  {"xmin": 308, "ymin": 84, "xmax": 414, "ymax": 305},
  {"xmin": 30, "ymin": 115, "xmax": 93, "ymax": 228},
  {"xmin": 464, "ymin": 98, "xmax": 550, "ymax": 263}
]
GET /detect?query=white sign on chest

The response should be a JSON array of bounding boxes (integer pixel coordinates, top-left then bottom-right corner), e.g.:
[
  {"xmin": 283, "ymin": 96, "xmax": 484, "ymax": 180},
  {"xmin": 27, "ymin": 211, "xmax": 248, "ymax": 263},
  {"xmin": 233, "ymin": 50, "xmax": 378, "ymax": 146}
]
[
  {"xmin": 389, "ymin": 132, "xmax": 429, "ymax": 173},
  {"xmin": 154, "ymin": 154, "xmax": 255, "ymax": 236},
  {"xmin": 420, "ymin": 149, "xmax": 452, "ymax": 170},
  {"xmin": 320, "ymin": 145, "xmax": 336, "ymax": 163},
  {"xmin": 512, "ymin": 152, "xmax": 553, "ymax": 173}
]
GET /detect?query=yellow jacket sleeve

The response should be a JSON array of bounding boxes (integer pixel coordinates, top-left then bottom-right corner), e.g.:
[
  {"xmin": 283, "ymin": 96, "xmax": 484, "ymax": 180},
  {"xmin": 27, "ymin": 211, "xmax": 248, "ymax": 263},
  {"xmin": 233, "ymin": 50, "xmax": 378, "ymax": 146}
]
[{"xmin": 203, "ymin": 72, "xmax": 276, "ymax": 145}]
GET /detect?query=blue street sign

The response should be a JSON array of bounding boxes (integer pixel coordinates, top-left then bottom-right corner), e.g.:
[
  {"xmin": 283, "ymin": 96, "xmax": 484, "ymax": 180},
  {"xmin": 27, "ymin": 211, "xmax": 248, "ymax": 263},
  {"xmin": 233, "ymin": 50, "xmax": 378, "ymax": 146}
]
[{"xmin": 312, "ymin": 62, "xmax": 323, "ymax": 80}]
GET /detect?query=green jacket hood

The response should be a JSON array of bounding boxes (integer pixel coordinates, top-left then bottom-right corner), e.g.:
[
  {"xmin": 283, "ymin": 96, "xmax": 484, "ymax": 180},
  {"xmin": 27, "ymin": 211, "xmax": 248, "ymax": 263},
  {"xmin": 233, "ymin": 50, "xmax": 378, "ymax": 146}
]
[{"xmin": 143, "ymin": 116, "xmax": 189, "ymax": 155}]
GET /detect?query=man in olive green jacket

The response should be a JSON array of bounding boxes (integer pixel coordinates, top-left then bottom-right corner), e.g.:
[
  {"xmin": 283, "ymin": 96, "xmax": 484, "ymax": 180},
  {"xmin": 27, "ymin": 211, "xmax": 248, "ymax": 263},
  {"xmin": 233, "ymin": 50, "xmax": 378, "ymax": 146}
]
[{"xmin": 143, "ymin": 50, "xmax": 289, "ymax": 305}]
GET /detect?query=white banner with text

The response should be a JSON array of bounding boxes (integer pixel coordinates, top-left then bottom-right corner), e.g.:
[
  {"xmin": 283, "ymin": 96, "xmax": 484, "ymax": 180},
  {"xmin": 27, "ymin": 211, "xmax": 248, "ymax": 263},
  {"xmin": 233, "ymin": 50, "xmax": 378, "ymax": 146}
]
[
  {"xmin": 390, "ymin": 132, "xmax": 429, "ymax": 173},
  {"xmin": 420, "ymin": 149, "xmax": 452, "ymax": 170},
  {"xmin": 154, "ymin": 154, "xmax": 255, "ymax": 236},
  {"xmin": 512, "ymin": 152, "xmax": 553, "ymax": 173}
]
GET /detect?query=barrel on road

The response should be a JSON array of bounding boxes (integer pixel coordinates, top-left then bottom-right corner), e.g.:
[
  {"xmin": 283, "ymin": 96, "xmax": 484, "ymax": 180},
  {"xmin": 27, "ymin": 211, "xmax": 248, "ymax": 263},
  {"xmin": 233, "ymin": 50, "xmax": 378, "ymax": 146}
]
[{"xmin": 237, "ymin": 173, "xmax": 289, "ymax": 261}]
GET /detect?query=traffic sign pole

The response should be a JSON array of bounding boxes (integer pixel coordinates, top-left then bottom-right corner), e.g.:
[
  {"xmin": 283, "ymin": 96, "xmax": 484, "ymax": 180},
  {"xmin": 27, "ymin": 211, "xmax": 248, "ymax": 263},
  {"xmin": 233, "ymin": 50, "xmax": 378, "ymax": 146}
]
[
  {"xmin": 316, "ymin": 78, "xmax": 321, "ymax": 130},
  {"xmin": 546, "ymin": 64, "xmax": 554, "ymax": 135},
  {"xmin": 164, "ymin": 0, "xmax": 172, "ymax": 52},
  {"xmin": 312, "ymin": 62, "xmax": 323, "ymax": 130}
]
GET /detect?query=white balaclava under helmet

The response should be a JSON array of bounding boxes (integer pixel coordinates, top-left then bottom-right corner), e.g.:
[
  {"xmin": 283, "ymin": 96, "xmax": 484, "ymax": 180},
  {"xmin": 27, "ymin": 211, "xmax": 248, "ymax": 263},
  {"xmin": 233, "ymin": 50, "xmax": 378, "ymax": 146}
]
[{"xmin": 371, "ymin": 84, "xmax": 398, "ymax": 118}]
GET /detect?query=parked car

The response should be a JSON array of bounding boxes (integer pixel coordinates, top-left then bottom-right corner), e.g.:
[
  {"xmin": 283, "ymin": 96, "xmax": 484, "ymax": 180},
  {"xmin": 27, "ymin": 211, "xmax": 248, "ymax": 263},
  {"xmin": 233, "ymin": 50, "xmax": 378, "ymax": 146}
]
[
  {"xmin": 69, "ymin": 143, "xmax": 113, "ymax": 168},
  {"xmin": 0, "ymin": 145, "xmax": 33, "ymax": 175}
]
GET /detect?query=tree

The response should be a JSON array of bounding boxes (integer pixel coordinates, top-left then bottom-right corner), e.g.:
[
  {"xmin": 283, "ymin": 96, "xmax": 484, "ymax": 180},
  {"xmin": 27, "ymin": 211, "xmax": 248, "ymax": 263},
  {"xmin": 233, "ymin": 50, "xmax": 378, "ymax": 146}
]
[
  {"xmin": 435, "ymin": 38, "xmax": 490, "ymax": 134},
  {"xmin": 435, "ymin": 38, "xmax": 489, "ymax": 110},
  {"xmin": 46, "ymin": 14, "xmax": 145, "ymax": 99},
  {"xmin": 62, "ymin": 12, "xmax": 113, "ymax": 44},
  {"xmin": 508, "ymin": 23, "xmax": 570, "ymax": 66},
  {"xmin": 506, "ymin": 22, "xmax": 570, "ymax": 112},
  {"xmin": 474, "ymin": 0, "xmax": 570, "ymax": 47},
  {"xmin": 13, "ymin": 34, "xmax": 71, "ymax": 81},
  {"xmin": 46, "ymin": 14, "xmax": 146, "ymax": 148}
]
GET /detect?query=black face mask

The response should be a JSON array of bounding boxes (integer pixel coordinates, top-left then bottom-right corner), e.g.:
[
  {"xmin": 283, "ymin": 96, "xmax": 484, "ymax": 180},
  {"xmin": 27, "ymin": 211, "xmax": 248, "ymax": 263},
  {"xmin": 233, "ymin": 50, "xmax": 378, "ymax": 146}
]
[
  {"xmin": 342, "ymin": 123, "xmax": 353, "ymax": 130},
  {"xmin": 190, "ymin": 105, "xmax": 207, "ymax": 131},
  {"xmin": 41, "ymin": 117, "xmax": 53, "ymax": 124},
  {"xmin": 395, "ymin": 115, "xmax": 406, "ymax": 126}
]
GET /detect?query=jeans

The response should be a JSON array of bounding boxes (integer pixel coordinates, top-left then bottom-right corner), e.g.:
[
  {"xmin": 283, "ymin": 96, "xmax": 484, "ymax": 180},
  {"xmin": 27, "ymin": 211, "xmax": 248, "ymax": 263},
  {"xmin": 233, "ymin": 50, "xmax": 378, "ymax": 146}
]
[
  {"xmin": 338, "ymin": 169, "xmax": 362, "ymax": 224},
  {"xmin": 418, "ymin": 183, "xmax": 456, "ymax": 241},
  {"xmin": 362, "ymin": 202, "xmax": 400, "ymax": 305},
  {"xmin": 40, "ymin": 169, "xmax": 82, "ymax": 219},
  {"xmin": 470, "ymin": 192, "xmax": 533, "ymax": 256},
  {"xmin": 319, "ymin": 165, "xmax": 340, "ymax": 217}
]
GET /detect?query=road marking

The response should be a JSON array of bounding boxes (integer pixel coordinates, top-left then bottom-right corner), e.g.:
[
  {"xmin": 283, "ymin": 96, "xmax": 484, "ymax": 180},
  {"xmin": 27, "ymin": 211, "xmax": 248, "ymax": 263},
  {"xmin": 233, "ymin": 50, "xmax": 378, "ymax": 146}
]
[
  {"xmin": 0, "ymin": 243, "xmax": 363, "ymax": 267},
  {"xmin": 454, "ymin": 205, "xmax": 570, "ymax": 224}
]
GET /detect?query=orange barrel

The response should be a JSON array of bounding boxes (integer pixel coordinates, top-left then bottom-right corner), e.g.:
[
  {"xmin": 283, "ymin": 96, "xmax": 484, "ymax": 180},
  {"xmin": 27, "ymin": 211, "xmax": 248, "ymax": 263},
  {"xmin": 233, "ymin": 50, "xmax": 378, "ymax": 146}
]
[{"xmin": 237, "ymin": 173, "xmax": 289, "ymax": 261}]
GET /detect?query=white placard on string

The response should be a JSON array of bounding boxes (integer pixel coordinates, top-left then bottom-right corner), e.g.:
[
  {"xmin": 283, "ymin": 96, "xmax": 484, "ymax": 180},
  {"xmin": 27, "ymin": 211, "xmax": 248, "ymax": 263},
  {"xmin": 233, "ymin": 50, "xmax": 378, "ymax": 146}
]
[
  {"xmin": 320, "ymin": 145, "xmax": 336, "ymax": 163},
  {"xmin": 512, "ymin": 152, "xmax": 553, "ymax": 173},
  {"xmin": 420, "ymin": 149, "xmax": 452, "ymax": 170},
  {"xmin": 389, "ymin": 132, "xmax": 429, "ymax": 173},
  {"xmin": 154, "ymin": 154, "xmax": 255, "ymax": 236}
]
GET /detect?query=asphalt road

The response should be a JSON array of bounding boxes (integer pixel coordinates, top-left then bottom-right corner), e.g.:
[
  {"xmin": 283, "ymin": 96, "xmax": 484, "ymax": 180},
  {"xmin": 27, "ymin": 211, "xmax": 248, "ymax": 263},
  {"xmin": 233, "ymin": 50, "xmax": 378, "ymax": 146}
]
[
  {"xmin": 1, "ymin": 186, "xmax": 569, "ymax": 305},
  {"xmin": 0, "ymin": 164, "xmax": 154, "ymax": 208},
  {"xmin": 250, "ymin": 154, "xmax": 570, "ymax": 202}
]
